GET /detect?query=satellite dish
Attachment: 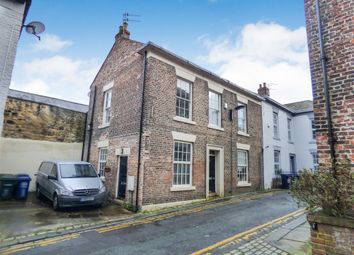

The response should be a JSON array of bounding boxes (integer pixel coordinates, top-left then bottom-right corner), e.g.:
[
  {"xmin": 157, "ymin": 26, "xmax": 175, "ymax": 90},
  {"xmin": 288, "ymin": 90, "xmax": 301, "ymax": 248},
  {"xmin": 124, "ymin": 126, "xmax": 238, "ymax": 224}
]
[{"xmin": 24, "ymin": 21, "xmax": 45, "ymax": 40}]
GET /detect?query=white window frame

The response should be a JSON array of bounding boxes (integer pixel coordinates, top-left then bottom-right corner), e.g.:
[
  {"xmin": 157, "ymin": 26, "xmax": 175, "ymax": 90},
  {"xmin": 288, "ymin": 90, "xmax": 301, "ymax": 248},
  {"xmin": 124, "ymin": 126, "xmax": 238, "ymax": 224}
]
[
  {"xmin": 311, "ymin": 152, "xmax": 319, "ymax": 171},
  {"xmin": 274, "ymin": 150, "xmax": 281, "ymax": 176},
  {"xmin": 103, "ymin": 89, "xmax": 112, "ymax": 125},
  {"xmin": 287, "ymin": 118, "xmax": 292, "ymax": 141},
  {"xmin": 98, "ymin": 147, "xmax": 108, "ymax": 176},
  {"xmin": 208, "ymin": 90, "xmax": 222, "ymax": 128},
  {"xmin": 237, "ymin": 103, "xmax": 247, "ymax": 133},
  {"xmin": 273, "ymin": 111, "xmax": 279, "ymax": 139},
  {"xmin": 172, "ymin": 141, "xmax": 193, "ymax": 187},
  {"xmin": 311, "ymin": 119, "xmax": 316, "ymax": 140},
  {"xmin": 237, "ymin": 150, "xmax": 249, "ymax": 184},
  {"xmin": 176, "ymin": 78, "xmax": 192, "ymax": 120}
]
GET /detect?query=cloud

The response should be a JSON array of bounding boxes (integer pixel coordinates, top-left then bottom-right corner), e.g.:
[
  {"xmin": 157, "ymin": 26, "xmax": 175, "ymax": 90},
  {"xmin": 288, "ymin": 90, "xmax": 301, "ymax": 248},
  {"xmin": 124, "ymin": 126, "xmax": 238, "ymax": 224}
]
[
  {"xmin": 33, "ymin": 34, "xmax": 73, "ymax": 52},
  {"xmin": 11, "ymin": 56, "xmax": 100, "ymax": 104},
  {"xmin": 197, "ymin": 22, "xmax": 312, "ymax": 103}
]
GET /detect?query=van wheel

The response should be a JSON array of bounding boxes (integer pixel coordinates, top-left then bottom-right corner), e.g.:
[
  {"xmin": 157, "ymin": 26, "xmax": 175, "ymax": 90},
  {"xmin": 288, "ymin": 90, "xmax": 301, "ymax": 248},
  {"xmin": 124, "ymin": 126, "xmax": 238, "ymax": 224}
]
[
  {"xmin": 35, "ymin": 185, "xmax": 42, "ymax": 199},
  {"xmin": 53, "ymin": 194, "xmax": 60, "ymax": 211}
]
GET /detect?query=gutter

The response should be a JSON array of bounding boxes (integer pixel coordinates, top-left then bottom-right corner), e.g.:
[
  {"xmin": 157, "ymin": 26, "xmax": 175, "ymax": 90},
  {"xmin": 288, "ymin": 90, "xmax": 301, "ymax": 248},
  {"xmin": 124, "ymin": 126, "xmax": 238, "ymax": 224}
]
[
  {"xmin": 315, "ymin": 0, "xmax": 336, "ymax": 163},
  {"xmin": 136, "ymin": 51, "xmax": 148, "ymax": 211},
  {"xmin": 20, "ymin": 0, "xmax": 32, "ymax": 35},
  {"xmin": 137, "ymin": 42, "xmax": 263, "ymax": 102}
]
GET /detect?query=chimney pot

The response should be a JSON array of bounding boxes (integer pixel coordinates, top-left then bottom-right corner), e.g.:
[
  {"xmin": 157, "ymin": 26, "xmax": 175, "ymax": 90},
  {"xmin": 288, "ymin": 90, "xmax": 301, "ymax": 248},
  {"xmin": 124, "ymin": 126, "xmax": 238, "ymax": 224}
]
[
  {"xmin": 115, "ymin": 21, "xmax": 130, "ymax": 40},
  {"xmin": 257, "ymin": 82, "xmax": 270, "ymax": 97}
]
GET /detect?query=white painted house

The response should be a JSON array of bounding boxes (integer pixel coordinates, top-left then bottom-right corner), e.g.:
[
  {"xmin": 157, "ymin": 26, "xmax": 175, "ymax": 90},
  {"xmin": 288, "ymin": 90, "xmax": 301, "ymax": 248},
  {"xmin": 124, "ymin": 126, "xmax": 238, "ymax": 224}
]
[{"xmin": 257, "ymin": 83, "xmax": 317, "ymax": 189}]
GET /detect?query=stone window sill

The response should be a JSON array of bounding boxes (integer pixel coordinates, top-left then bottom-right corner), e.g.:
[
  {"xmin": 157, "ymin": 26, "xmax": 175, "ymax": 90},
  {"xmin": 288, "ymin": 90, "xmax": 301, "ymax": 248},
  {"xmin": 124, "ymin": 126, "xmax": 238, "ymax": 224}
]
[
  {"xmin": 98, "ymin": 123, "xmax": 110, "ymax": 129},
  {"xmin": 208, "ymin": 124, "xmax": 224, "ymax": 131},
  {"xmin": 170, "ymin": 186, "xmax": 196, "ymax": 192},
  {"xmin": 273, "ymin": 137, "xmax": 280, "ymax": 141},
  {"xmin": 173, "ymin": 116, "xmax": 196, "ymax": 125},
  {"xmin": 237, "ymin": 182, "xmax": 252, "ymax": 187},
  {"xmin": 238, "ymin": 131, "xmax": 250, "ymax": 137}
]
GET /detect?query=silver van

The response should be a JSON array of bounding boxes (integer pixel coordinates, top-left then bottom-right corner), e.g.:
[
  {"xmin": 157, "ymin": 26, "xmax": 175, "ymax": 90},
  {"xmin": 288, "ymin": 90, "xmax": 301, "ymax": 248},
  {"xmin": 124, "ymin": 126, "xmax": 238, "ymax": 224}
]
[{"xmin": 35, "ymin": 161, "xmax": 107, "ymax": 210}]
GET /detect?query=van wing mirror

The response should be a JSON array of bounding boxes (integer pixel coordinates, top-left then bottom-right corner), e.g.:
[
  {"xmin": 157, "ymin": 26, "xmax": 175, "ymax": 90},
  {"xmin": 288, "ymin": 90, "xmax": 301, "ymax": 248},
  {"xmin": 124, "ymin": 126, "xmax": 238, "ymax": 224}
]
[{"xmin": 48, "ymin": 175, "xmax": 57, "ymax": 180}]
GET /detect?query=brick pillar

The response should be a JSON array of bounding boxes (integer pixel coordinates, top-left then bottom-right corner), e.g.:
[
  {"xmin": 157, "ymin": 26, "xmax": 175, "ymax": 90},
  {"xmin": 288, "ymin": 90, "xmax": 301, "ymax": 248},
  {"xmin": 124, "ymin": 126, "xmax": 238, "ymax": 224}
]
[{"xmin": 304, "ymin": 0, "xmax": 354, "ymax": 168}]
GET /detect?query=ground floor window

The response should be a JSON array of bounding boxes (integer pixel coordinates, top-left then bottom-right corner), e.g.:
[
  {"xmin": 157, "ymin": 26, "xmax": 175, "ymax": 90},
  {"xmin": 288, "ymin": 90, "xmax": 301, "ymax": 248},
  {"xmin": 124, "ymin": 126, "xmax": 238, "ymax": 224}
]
[
  {"xmin": 274, "ymin": 150, "xmax": 281, "ymax": 176},
  {"xmin": 173, "ymin": 141, "xmax": 192, "ymax": 185},
  {"xmin": 311, "ymin": 152, "xmax": 318, "ymax": 171},
  {"xmin": 98, "ymin": 148, "xmax": 108, "ymax": 176},
  {"xmin": 237, "ymin": 150, "xmax": 249, "ymax": 183}
]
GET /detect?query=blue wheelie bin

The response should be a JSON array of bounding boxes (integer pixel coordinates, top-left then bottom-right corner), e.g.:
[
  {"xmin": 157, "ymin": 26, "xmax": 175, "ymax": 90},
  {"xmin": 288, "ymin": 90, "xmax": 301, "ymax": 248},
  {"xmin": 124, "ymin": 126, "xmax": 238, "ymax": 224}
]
[
  {"xmin": 16, "ymin": 174, "xmax": 31, "ymax": 200},
  {"xmin": 281, "ymin": 173, "xmax": 299, "ymax": 189}
]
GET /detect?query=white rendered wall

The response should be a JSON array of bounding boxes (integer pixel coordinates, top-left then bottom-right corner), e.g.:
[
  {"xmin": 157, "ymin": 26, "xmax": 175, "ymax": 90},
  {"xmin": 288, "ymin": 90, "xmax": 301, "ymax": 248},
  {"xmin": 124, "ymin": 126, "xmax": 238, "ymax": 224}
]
[
  {"xmin": 293, "ymin": 113, "xmax": 317, "ymax": 171},
  {"xmin": 0, "ymin": 1, "xmax": 26, "ymax": 135},
  {"xmin": 0, "ymin": 138, "xmax": 83, "ymax": 191},
  {"xmin": 262, "ymin": 102, "xmax": 296, "ymax": 189}
]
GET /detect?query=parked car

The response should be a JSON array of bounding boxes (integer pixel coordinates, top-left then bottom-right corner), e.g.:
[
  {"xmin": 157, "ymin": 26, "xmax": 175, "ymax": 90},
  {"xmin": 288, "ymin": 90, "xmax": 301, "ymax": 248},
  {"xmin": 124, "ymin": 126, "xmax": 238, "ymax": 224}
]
[{"xmin": 35, "ymin": 161, "xmax": 107, "ymax": 210}]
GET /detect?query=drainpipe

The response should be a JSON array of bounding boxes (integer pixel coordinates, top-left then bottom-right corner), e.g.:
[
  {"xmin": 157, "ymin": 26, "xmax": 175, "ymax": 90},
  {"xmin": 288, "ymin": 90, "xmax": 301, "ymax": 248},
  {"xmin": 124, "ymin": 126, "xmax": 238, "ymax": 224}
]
[
  {"xmin": 315, "ymin": 0, "xmax": 336, "ymax": 166},
  {"xmin": 136, "ymin": 51, "xmax": 148, "ymax": 211},
  {"xmin": 86, "ymin": 86, "xmax": 97, "ymax": 162},
  {"xmin": 81, "ymin": 111, "xmax": 88, "ymax": 161},
  {"xmin": 230, "ymin": 110, "xmax": 233, "ymax": 194}
]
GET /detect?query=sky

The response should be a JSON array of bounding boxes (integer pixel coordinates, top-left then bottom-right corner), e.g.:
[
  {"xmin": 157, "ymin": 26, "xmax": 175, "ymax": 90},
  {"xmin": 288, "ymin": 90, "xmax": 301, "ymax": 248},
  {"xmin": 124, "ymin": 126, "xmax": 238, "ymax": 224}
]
[{"xmin": 11, "ymin": 0, "xmax": 312, "ymax": 104}]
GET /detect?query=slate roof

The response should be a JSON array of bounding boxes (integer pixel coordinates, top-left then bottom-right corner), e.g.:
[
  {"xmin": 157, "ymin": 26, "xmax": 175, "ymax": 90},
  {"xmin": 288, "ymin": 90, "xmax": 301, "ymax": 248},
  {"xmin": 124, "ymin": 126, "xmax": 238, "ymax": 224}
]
[{"xmin": 7, "ymin": 89, "xmax": 88, "ymax": 113}]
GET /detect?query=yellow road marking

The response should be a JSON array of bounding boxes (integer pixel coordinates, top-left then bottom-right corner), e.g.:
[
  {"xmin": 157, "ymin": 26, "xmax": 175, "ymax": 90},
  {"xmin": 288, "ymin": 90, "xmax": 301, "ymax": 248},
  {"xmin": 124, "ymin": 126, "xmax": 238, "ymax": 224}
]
[
  {"xmin": 0, "ymin": 233, "xmax": 80, "ymax": 255},
  {"xmin": 191, "ymin": 208, "xmax": 306, "ymax": 255}
]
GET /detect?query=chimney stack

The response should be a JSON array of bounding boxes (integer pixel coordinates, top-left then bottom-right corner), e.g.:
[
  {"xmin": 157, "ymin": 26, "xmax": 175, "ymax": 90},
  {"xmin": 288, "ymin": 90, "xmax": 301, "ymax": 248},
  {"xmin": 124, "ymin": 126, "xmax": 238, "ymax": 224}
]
[
  {"xmin": 115, "ymin": 21, "xmax": 130, "ymax": 40},
  {"xmin": 257, "ymin": 82, "xmax": 270, "ymax": 97}
]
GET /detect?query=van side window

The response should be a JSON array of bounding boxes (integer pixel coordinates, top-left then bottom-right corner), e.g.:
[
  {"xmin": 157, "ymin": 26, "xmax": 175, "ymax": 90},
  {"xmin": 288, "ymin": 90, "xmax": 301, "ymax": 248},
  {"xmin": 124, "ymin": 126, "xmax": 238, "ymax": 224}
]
[
  {"xmin": 39, "ymin": 162, "xmax": 47, "ymax": 173},
  {"xmin": 50, "ymin": 164, "xmax": 58, "ymax": 179}
]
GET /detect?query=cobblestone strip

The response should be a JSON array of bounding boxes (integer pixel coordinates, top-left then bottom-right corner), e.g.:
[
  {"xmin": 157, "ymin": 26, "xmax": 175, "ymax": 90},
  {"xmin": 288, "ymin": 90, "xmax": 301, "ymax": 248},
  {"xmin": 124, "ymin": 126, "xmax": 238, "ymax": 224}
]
[{"xmin": 224, "ymin": 230, "xmax": 289, "ymax": 255}]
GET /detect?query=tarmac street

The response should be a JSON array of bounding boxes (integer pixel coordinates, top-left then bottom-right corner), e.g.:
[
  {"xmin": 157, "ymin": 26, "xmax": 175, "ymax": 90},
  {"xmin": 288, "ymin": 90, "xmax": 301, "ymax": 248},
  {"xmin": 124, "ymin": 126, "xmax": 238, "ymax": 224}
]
[{"xmin": 0, "ymin": 192, "xmax": 309, "ymax": 255}]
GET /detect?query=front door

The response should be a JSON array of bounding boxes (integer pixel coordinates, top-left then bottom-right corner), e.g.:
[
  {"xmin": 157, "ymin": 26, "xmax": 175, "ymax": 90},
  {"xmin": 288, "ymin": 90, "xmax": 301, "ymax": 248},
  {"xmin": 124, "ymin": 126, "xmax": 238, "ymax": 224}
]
[
  {"xmin": 209, "ymin": 151, "xmax": 216, "ymax": 193},
  {"xmin": 117, "ymin": 156, "xmax": 128, "ymax": 199},
  {"xmin": 289, "ymin": 154, "xmax": 296, "ymax": 174}
]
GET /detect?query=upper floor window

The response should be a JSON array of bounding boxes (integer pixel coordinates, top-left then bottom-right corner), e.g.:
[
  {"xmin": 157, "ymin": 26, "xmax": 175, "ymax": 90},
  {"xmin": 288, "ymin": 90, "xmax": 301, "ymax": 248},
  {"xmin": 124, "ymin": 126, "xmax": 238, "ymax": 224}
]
[
  {"xmin": 103, "ymin": 90, "xmax": 112, "ymax": 125},
  {"xmin": 237, "ymin": 103, "xmax": 247, "ymax": 133},
  {"xmin": 274, "ymin": 150, "xmax": 281, "ymax": 176},
  {"xmin": 173, "ymin": 141, "xmax": 192, "ymax": 186},
  {"xmin": 273, "ymin": 111, "xmax": 279, "ymax": 139},
  {"xmin": 176, "ymin": 78, "xmax": 192, "ymax": 119},
  {"xmin": 311, "ymin": 119, "xmax": 316, "ymax": 140},
  {"xmin": 237, "ymin": 150, "xmax": 249, "ymax": 183},
  {"xmin": 287, "ymin": 118, "xmax": 292, "ymax": 141},
  {"xmin": 209, "ymin": 91, "xmax": 221, "ymax": 127},
  {"xmin": 98, "ymin": 148, "xmax": 108, "ymax": 176}
]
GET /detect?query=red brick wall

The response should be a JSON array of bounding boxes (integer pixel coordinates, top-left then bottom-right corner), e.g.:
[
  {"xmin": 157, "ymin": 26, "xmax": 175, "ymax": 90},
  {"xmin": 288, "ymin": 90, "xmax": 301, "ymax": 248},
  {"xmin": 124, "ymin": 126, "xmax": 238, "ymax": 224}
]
[
  {"xmin": 86, "ymin": 37, "xmax": 263, "ymax": 207},
  {"xmin": 85, "ymin": 37, "xmax": 144, "ymax": 204},
  {"xmin": 141, "ymin": 56, "xmax": 263, "ymax": 205},
  {"xmin": 304, "ymin": 0, "xmax": 354, "ymax": 167}
]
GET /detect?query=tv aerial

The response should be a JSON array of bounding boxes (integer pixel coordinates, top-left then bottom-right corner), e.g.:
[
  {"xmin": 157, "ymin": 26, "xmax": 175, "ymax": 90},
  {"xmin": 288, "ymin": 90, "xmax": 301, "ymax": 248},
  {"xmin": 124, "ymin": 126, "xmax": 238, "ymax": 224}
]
[
  {"xmin": 23, "ymin": 21, "xmax": 45, "ymax": 40},
  {"xmin": 123, "ymin": 12, "xmax": 141, "ymax": 23}
]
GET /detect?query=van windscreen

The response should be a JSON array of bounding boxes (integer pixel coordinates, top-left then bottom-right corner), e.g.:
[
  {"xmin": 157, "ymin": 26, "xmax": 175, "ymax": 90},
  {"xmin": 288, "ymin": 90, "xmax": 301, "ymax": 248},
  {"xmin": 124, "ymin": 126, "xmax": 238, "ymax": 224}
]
[{"xmin": 60, "ymin": 164, "xmax": 97, "ymax": 178}]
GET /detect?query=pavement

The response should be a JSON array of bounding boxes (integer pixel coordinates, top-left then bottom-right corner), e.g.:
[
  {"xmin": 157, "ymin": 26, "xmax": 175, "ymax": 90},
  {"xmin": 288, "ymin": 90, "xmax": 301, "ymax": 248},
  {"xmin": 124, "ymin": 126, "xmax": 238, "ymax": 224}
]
[{"xmin": 0, "ymin": 190, "xmax": 311, "ymax": 255}]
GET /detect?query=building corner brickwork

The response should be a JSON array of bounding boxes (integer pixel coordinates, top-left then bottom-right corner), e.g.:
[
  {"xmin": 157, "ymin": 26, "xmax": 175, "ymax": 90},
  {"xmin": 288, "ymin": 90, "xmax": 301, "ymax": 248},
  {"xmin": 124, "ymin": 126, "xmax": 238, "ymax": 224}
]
[{"xmin": 304, "ymin": 0, "xmax": 354, "ymax": 168}]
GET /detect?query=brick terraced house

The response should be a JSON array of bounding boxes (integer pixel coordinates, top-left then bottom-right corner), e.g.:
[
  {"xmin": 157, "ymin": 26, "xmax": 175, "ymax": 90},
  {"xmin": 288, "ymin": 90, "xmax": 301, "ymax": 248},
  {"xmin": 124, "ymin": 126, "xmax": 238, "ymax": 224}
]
[{"xmin": 83, "ymin": 23, "xmax": 263, "ymax": 210}]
